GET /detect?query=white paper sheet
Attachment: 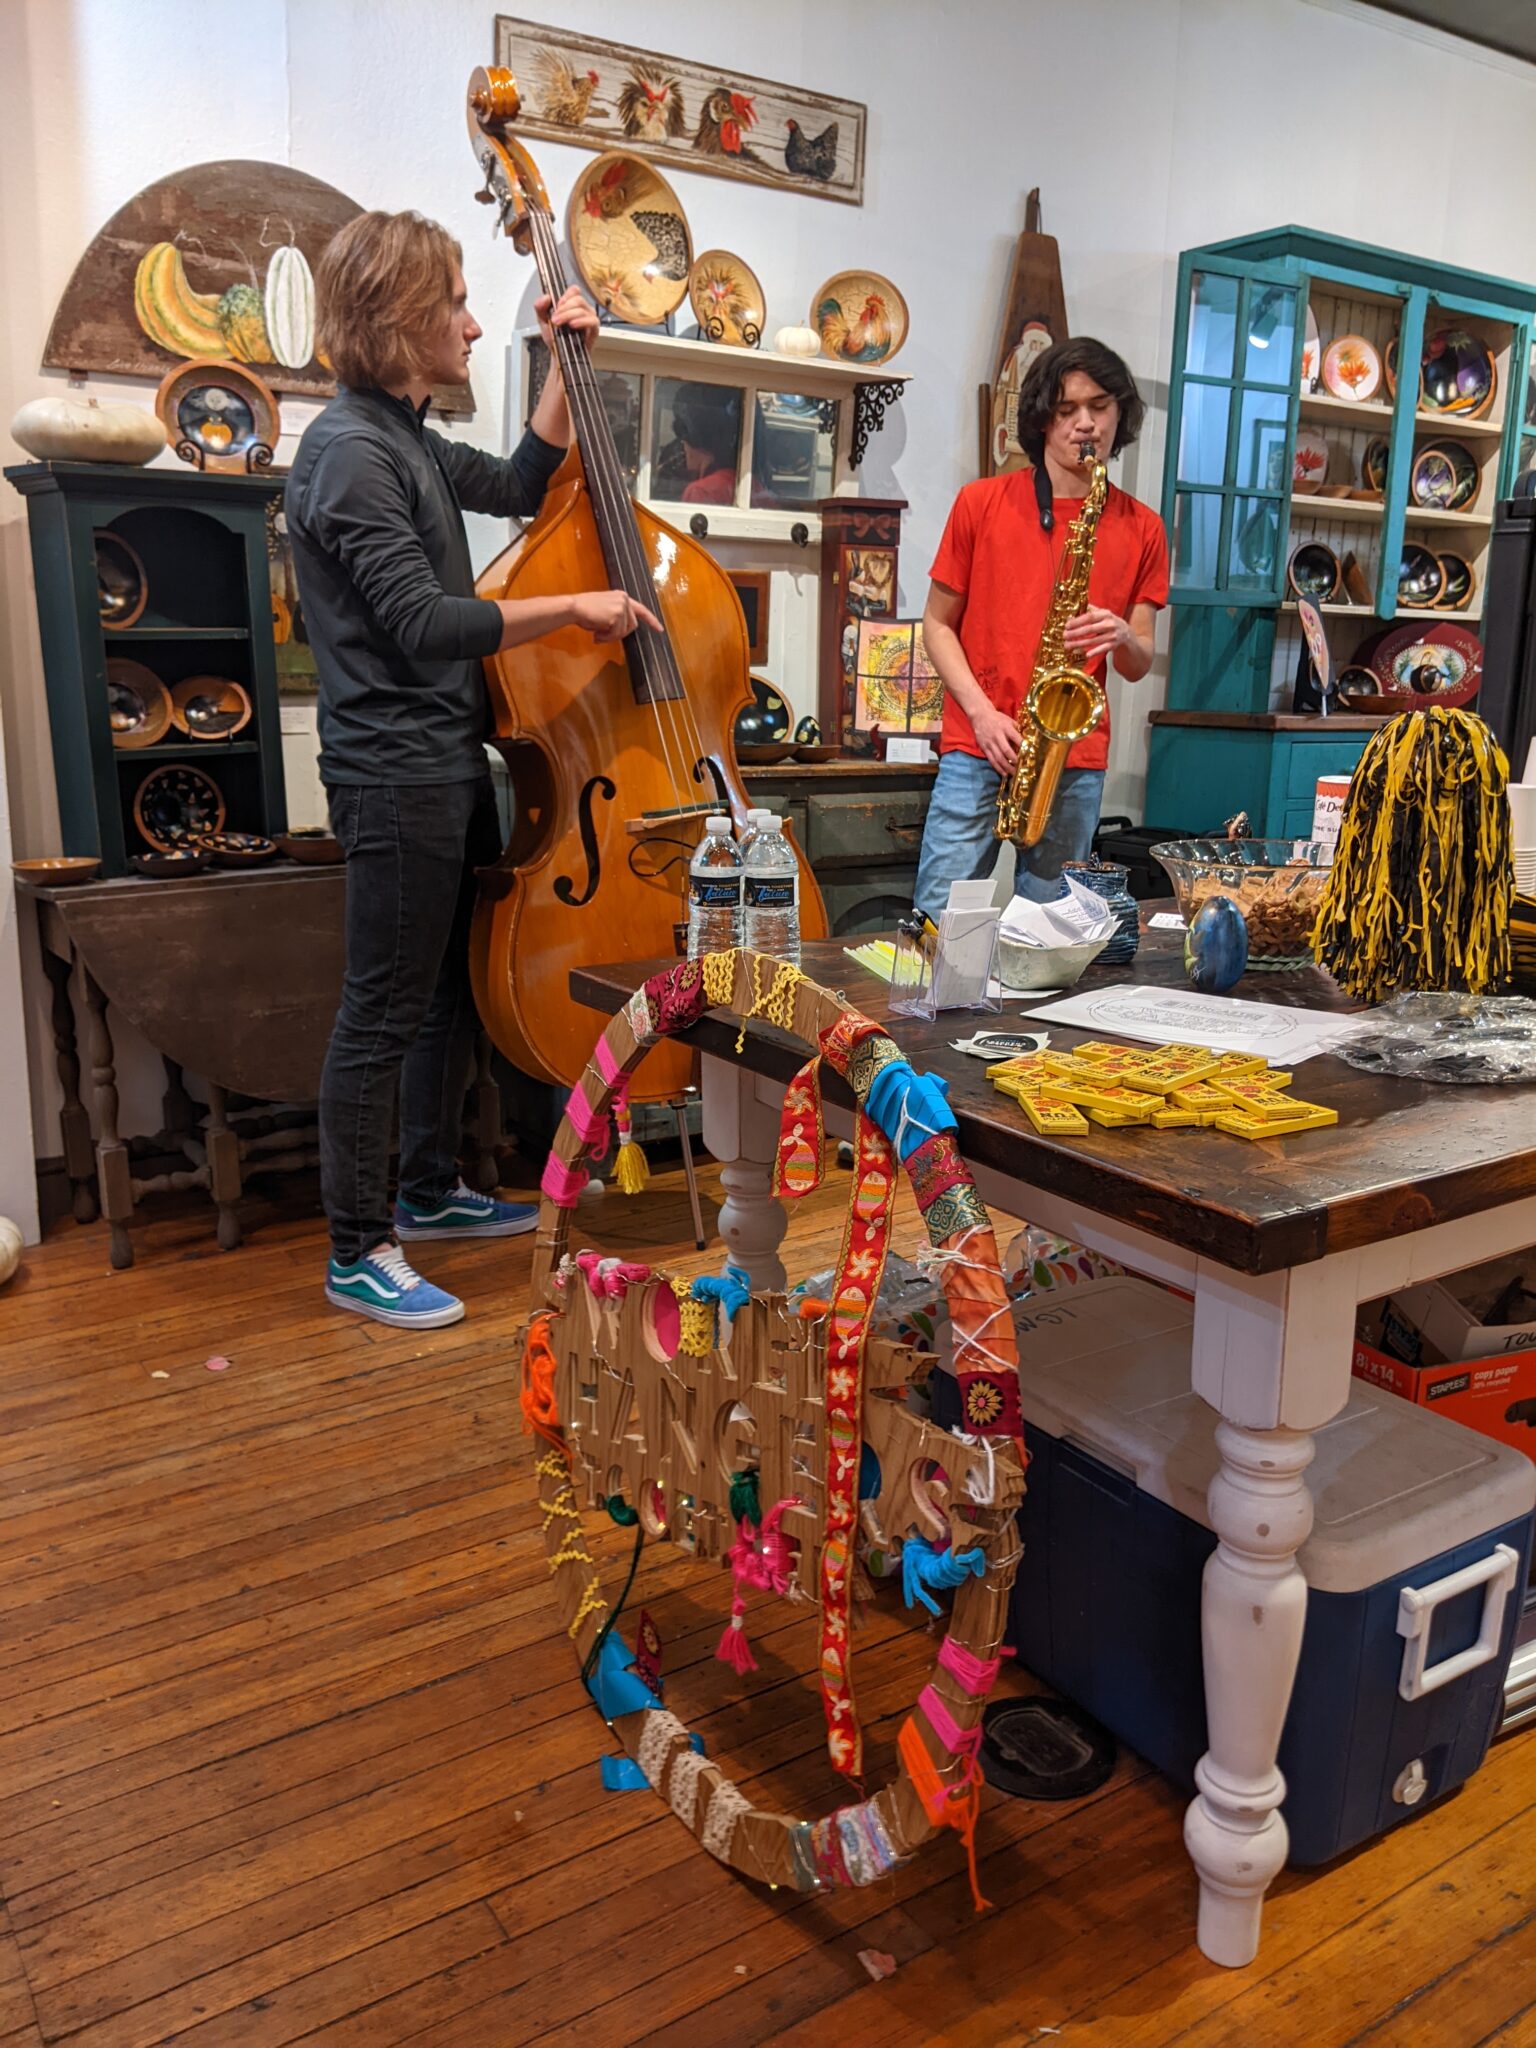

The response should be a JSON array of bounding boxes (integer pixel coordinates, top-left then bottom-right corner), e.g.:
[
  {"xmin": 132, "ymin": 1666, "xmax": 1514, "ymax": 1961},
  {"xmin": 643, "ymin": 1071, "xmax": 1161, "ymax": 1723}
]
[
  {"xmin": 1021, "ymin": 983, "xmax": 1366, "ymax": 1064},
  {"xmin": 998, "ymin": 875, "xmax": 1116, "ymax": 948}
]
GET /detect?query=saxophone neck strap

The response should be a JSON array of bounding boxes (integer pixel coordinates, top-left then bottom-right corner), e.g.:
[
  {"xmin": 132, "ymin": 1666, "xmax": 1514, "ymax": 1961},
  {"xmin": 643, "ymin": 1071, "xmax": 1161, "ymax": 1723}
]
[{"xmin": 1032, "ymin": 462, "xmax": 1055, "ymax": 534}]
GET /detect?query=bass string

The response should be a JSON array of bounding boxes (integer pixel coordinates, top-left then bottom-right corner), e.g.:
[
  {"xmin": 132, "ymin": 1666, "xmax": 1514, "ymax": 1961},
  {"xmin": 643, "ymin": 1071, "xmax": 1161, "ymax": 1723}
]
[
  {"xmin": 522, "ymin": 211, "xmax": 697, "ymax": 813},
  {"xmin": 528, "ymin": 210, "xmax": 712, "ymax": 802},
  {"xmin": 525, "ymin": 206, "xmax": 714, "ymax": 802}
]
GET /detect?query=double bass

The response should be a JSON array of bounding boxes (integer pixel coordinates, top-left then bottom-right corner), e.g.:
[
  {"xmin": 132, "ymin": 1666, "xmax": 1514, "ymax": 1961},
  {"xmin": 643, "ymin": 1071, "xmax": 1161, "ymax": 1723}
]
[{"xmin": 465, "ymin": 68, "xmax": 827, "ymax": 1103}]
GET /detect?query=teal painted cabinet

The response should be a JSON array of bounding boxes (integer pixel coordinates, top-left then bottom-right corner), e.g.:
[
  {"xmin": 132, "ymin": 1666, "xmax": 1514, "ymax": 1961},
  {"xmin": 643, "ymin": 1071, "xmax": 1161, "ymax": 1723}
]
[
  {"xmin": 1146, "ymin": 226, "xmax": 1536, "ymax": 836},
  {"xmin": 6, "ymin": 462, "xmax": 288, "ymax": 876}
]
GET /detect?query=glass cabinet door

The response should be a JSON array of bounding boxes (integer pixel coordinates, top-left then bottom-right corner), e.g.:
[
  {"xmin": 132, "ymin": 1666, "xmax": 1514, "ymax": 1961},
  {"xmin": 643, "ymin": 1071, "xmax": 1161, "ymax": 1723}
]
[
  {"xmin": 1169, "ymin": 265, "xmax": 1299, "ymax": 602},
  {"xmin": 1521, "ymin": 337, "xmax": 1536, "ymax": 482}
]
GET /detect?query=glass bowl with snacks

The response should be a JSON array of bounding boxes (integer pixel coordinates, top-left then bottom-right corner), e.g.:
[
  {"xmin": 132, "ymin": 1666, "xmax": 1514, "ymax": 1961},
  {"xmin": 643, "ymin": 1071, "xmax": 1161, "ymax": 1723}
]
[{"xmin": 1151, "ymin": 838, "xmax": 1330, "ymax": 971}]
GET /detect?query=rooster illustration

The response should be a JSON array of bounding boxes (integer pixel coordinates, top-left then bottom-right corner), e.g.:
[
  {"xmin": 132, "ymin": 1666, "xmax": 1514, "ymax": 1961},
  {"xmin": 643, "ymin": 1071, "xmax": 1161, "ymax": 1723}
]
[
  {"xmin": 533, "ymin": 47, "xmax": 604, "ymax": 127},
  {"xmin": 580, "ymin": 159, "xmax": 636, "ymax": 221},
  {"xmin": 617, "ymin": 63, "xmax": 686, "ymax": 142},
  {"xmin": 816, "ymin": 288, "xmax": 896, "ymax": 365},
  {"xmin": 693, "ymin": 86, "xmax": 761, "ymax": 161},
  {"xmin": 785, "ymin": 118, "xmax": 838, "ymax": 182}
]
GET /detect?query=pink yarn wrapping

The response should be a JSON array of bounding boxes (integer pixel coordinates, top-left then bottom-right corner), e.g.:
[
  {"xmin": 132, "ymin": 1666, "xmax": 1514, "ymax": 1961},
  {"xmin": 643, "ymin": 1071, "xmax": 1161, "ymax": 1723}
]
[
  {"xmin": 594, "ymin": 1037, "xmax": 624, "ymax": 1087},
  {"xmin": 575, "ymin": 1252, "xmax": 652, "ymax": 1299},
  {"xmin": 937, "ymin": 1635, "xmax": 1007, "ymax": 1698},
  {"xmin": 563, "ymin": 1084, "xmax": 610, "ymax": 1151},
  {"xmin": 540, "ymin": 1152, "xmax": 590, "ymax": 1209},
  {"xmin": 918, "ymin": 1683, "xmax": 984, "ymax": 1762},
  {"xmin": 715, "ymin": 1499, "xmax": 801, "ymax": 1672}
]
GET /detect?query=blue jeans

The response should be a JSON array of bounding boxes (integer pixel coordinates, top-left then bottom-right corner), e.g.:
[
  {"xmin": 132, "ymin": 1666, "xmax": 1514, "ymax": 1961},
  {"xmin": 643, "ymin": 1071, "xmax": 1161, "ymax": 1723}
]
[
  {"xmin": 913, "ymin": 752, "xmax": 1104, "ymax": 920},
  {"xmin": 320, "ymin": 778, "xmax": 501, "ymax": 1263}
]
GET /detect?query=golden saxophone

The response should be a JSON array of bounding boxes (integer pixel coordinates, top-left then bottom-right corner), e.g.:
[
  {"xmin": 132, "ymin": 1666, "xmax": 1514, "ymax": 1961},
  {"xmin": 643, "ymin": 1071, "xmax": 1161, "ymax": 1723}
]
[{"xmin": 995, "ymin": 447, "xmax": 1109, "ymax": 847}]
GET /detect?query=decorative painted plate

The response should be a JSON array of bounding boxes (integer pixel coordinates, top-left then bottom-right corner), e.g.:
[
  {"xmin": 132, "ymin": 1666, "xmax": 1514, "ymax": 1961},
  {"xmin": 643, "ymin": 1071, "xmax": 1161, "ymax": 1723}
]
[
  {"xmin": 154, "ymin": 359, "xmax": 279, "ymax": 472},
  {"xmin": 1370, "ymin": 620, "xmax": 1483, "ymax": 708},
  {"xmin": 1293, "ymin": 431, "xmax": 1329, "ymax": 490},
  {"xmin": 688, "ymin": 249, "xmax": 765, "ymax": 348},
  {"xmin": 1384, "ymin": 335, "xmax": 1399, "ymax": 399},
  {"xmin": 170, "ymin": 675, "xmax": 252, "ymax": 739},
  {"xmin": 1299, "ymin": 303, "xmax": 1320, "ymax": 392},
  {"xmin": 1398, "ymin": 543, "xmax": 1444, "ymax": 609},
  {"xmin": 1286, "ymin": 541, "xmax": 1339, "ymax": 603},
  {"xmin": 1321, "ymin": 334, "xmax": 1382, "ymax": 402},
  {"xmin": 1421, "ymin": 329, "xmax": 1497, "ymax": 420},
  {"xmin": 1411, "ymin": 439, "xmax": 1478, "ymax": 512},
  {"xmin": 94, "ymin": 529, "xmax": 147, "ymax": 629},
  {"xmin": 106, "ymin": 658, "xmax": 172, "ymax": 751},
  {"xmin": 1435, "ymin": 551, "xmax": 1475, "ymax": 611},
  {"xmin": 810, "ymin": 270, "xmax": 909, "ymax": 368},
  {"xmin": 1362, "ymin": 437, "xmax": 1390, "ymax": 492},
  {"xmin": 568, "ymin": 152, "xmax": 693, "ymax": 326},
  {"xmin": 132, "ymin": 763, "xmax": 225, "ymax": 851}
]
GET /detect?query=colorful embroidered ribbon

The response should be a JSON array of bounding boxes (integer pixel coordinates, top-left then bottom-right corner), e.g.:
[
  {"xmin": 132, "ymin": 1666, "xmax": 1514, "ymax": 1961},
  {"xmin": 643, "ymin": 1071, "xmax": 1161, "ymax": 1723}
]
[
  {"xmin": 815, "ymin": 1010, "xmax": 899, "ymax": 1779},
  {"xmin": 774, "ymin": 1054, "xmax": 826, "ymax": 1200}
]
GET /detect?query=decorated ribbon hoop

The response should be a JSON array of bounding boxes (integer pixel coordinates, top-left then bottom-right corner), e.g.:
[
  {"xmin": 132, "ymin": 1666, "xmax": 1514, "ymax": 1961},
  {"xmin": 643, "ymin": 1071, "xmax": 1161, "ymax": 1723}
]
[{"xmin": 523, "ymin": 951, "xmax": 1026, "ymax": 1903}]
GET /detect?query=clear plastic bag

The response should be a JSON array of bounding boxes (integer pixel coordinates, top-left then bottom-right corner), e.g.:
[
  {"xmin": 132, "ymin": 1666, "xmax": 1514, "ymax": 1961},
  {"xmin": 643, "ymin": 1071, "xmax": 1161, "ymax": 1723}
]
[{"xmin": 1336, "ymin": 991, "xmax": 1536, "ymax": 1084}]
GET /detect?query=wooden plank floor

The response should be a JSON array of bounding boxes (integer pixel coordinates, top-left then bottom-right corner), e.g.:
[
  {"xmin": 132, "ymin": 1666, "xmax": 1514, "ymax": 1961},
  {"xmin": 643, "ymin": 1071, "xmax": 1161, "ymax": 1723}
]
[{"xmin": 1, "ymin": 1159, "xmax": 1533, "ymax": 2046}]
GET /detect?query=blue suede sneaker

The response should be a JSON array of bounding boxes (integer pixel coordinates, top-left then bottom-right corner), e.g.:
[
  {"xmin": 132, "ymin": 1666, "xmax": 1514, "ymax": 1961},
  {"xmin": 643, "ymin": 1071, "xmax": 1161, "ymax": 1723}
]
[
  {"xmin": 394, "ymin": 1179, "xmax": 539, "ymax": 1242},
  {"xmin": 325, "ymin": 1240, "xmax": 465, "ymax": 1328}
]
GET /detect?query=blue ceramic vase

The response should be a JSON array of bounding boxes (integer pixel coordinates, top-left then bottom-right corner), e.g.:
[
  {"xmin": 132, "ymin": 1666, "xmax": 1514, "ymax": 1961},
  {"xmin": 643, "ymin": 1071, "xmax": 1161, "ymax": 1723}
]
[{"xmin": 1061, "ymin": 858, "xmax": 1140, "ymax": 966}]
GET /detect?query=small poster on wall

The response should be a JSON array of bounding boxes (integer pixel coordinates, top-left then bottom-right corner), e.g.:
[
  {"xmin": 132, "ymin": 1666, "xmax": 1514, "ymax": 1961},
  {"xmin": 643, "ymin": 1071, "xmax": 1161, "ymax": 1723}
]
[
  {"xmin": 493, "ymin": 16, "xmax": 867, "ymax": 206},
  {"xmin": 854, "ymin": 619, "xmax": 945, "ymax": 737}
]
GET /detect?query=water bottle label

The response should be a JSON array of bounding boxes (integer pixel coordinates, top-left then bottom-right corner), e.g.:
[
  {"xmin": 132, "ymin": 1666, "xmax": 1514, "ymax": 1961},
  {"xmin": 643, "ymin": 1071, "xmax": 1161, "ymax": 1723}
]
[
  {"xmin": 690, "ymin": 877, "xmax": 741, "ymax": 907},
  {"xmin": 745, "ymin": 878, "xmax": 795, "ymax": 908}
]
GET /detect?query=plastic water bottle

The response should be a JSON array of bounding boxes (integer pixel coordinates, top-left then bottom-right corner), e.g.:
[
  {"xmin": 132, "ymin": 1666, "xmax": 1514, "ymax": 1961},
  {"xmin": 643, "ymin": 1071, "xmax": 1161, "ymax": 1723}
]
[
  {"xmin": 743, "ymin": 815, "xmax": 800, "ymax": 963},
  {"xmin": 738, "ymin": 807, "xmax": 772, "ymax": 862},
  {"xmin": 687, "ymin": 813, "xmax": 743, "ymax": 958}
]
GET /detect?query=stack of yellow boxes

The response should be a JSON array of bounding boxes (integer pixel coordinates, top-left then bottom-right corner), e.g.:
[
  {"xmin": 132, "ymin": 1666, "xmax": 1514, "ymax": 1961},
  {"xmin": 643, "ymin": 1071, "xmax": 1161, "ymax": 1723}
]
[{"xmin": 987, "ymin": 1041, "xmax": 1338, "ymax": 1141}]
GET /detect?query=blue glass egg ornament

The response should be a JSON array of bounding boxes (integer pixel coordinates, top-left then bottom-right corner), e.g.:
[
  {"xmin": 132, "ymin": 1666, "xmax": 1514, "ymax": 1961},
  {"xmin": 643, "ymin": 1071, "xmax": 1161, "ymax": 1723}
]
[{"xmin": 1185, "ymin": 895, "xmax": 1249, "ymax": 992}]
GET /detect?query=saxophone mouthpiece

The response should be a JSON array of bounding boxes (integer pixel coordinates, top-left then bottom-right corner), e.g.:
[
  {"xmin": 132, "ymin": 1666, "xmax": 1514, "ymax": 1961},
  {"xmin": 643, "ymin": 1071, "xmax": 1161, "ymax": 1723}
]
[{"xmin": 1077, "ymin": 439, "xmax": 1096, "ymax": 467}]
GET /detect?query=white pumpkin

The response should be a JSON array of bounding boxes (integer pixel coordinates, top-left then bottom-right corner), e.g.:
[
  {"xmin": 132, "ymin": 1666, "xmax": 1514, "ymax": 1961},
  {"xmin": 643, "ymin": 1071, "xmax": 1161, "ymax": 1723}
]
[
  {"xmin": 264, "ymin": 244, "xmax": 316, "ymax": 369},
  {"xmin": 772, "ymin": 325, "xmax": 822, "ymax": 359},
  {"xmin": 0, "ymin": 1217, "xmax": 22, "ymax": 1288},
  {"xmin": 10, "ymin": 396, "xmax": 164, "ymax": 466}
]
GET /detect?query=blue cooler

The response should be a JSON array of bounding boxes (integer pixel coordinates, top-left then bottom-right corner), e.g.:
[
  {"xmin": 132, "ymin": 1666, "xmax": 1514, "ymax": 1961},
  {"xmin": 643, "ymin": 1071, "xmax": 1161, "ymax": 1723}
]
[{"xmin": 938, "ymin": 1275, "xmax": 1536, "ymax": 1866}]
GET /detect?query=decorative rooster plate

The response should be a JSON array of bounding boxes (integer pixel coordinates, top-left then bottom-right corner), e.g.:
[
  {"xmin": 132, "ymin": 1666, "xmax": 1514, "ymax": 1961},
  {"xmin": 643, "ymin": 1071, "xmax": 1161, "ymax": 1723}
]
[
  {"xmin": 810, "ymin": 269, "xmax": 908, "ymax": 368},
  {"xmin": 568, "ymin": 151, "xmax": 693, "ymax": 326}
]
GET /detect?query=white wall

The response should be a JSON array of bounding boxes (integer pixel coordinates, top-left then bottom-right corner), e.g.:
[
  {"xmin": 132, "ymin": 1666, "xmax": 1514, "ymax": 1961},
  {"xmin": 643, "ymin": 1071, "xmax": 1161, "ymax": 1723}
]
[{"xmin": 4, "ymin": 0, "xmax": 1536, "ymax": 1167}]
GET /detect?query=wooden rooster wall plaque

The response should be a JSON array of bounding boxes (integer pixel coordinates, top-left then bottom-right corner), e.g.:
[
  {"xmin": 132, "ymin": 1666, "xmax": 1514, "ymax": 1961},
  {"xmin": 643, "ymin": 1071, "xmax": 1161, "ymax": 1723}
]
[{"xmin": 494, "ymin": 16, "xmax": 867, "ymax": 205}]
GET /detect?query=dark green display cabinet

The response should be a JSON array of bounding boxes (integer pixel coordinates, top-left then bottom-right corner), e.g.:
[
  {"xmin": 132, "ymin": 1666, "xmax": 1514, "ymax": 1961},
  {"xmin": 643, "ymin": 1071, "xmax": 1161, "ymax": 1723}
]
[
  {"xmin": 5, "ymin": 461, "xmax": 288, "ymax": 876},
  {"xmin": 1145, "ymin": 227, "xmax": 1536, "ymax": 837}
]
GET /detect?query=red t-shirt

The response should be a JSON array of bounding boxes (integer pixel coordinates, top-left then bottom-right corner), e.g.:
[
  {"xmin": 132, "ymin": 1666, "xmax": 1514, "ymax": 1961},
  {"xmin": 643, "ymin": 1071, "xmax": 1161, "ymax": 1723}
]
[{"xmin": 929, "ymin": 471, "xmax": 1169, "ymax": 770}]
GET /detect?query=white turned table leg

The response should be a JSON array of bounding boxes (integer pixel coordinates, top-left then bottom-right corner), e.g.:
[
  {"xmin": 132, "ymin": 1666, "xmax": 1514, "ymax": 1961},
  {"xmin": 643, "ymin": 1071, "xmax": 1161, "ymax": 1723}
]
[
  {"xmin": 1185, "ymin": 1251, "xmax": 1360, "ymax": 1967},
  {"xmin": 700, "ymin": 1055, "xmax": 787, "ymax": 1289},
  {"xmin": 1185, "ymin": 1418, "xmax": 1314, "ymax": 1966}
]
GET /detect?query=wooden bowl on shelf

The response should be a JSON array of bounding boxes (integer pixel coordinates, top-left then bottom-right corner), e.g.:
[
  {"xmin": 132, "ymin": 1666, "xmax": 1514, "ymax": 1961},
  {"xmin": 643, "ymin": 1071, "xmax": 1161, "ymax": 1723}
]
[
  {"xmin": 276, "ymin": 829, "xmax": 344, "ymax": 865},
  {"xmin": 11, "ymin": 857, "xmax": 101, "ymax": 887},
  {"xmin": 131, "ymin": 846, "xmax": 213, "ymax": 880},
  {"xmin": 737, "ymin": 743, "xmax": 797, "ymax": 764},
  {"xmin": 793, "ymin": 745, "xmax": 844, "ymax": 763}
]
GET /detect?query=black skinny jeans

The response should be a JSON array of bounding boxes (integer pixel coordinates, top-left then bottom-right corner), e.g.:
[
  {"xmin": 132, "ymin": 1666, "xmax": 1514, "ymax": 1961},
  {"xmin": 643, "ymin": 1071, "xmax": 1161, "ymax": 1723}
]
[{"xmin": 320, "ymin": 778, "xmax": 501, "ymax": 1264}]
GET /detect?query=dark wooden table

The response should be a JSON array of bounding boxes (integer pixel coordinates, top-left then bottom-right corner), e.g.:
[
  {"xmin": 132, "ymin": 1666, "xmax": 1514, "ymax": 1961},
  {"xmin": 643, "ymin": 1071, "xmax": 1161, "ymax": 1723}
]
[
  {"xmin": 20, "ymin": 866, "xmax": 346, "ymax": 1265},
  {"xmin": 570, "ymin": 930, "xmax": 1536, "ymax": 1970}
]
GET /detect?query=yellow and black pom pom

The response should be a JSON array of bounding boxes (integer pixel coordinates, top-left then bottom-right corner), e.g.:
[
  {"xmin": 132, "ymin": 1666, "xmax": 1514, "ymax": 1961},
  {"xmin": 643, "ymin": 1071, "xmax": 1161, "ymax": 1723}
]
[{"xmin": 1311, "ymin": 707, "xmax": 1512, "ymax": 1003}]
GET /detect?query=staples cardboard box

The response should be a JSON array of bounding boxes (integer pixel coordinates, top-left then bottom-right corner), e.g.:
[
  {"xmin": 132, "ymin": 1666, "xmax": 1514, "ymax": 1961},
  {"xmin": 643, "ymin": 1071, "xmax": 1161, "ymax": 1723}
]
[{"xmin": 1353, "ymin": 1253, "xmax": 1536, "ymax": 1460}]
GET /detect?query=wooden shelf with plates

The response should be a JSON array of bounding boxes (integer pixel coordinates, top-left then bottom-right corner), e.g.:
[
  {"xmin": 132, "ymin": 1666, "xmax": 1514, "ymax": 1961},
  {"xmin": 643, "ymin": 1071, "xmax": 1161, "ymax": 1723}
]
[
  {"xmin": 1151, "ymin": 224, "xmax": 1535, "ymax": 836},
  {"xmin": 1291, "ymin": 494, "xmax": 1382, "ymax": 522}
]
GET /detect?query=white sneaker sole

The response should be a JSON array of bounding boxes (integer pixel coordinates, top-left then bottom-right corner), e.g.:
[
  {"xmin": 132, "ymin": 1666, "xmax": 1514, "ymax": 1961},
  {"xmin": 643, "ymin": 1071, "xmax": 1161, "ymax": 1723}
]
[
  {"xmin": 324, "ymin": 1283, "xmax": 466, "ymax": 1329},
  {"xmin": 394, "ymin": 1212, "xmax": 539, "ymax": 1242}
]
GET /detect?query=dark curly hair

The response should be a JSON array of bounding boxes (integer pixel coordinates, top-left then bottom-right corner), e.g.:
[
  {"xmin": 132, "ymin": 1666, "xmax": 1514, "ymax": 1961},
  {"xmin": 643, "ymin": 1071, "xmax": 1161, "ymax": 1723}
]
[{"xmin": 1015, "ymin": 337, "xmax": 1146, "ymax": 463}]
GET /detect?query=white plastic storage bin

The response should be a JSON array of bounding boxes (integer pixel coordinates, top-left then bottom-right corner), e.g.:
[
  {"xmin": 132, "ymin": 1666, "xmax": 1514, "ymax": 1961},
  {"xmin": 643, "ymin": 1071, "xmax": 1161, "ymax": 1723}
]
[{"xmin": 965, "ymin": 1276, "xmax": 1536, "ymax": 1866}]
